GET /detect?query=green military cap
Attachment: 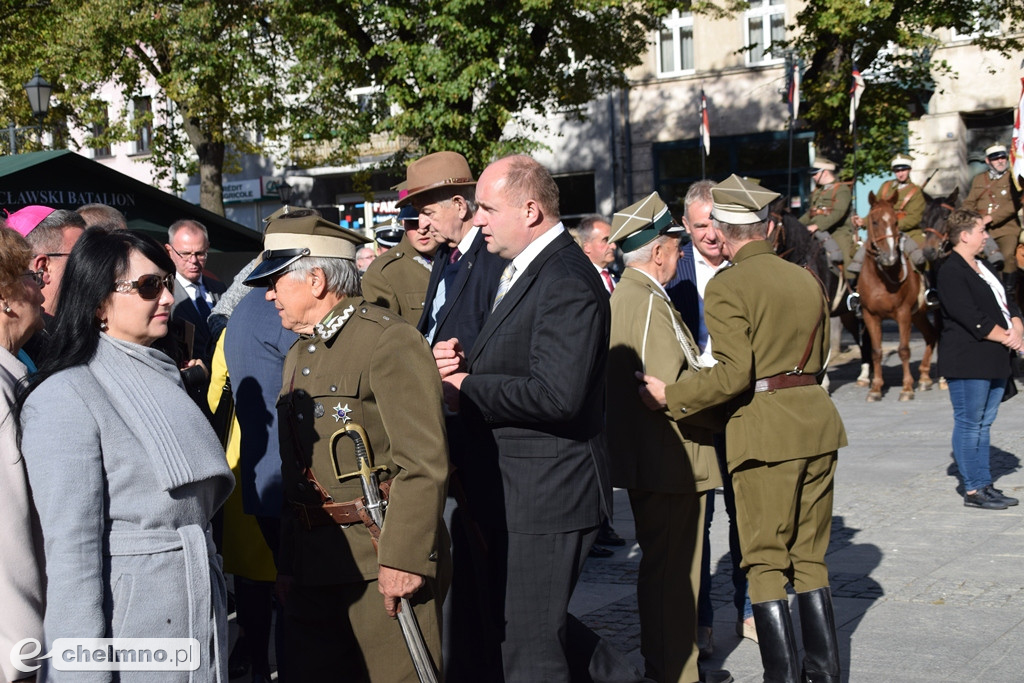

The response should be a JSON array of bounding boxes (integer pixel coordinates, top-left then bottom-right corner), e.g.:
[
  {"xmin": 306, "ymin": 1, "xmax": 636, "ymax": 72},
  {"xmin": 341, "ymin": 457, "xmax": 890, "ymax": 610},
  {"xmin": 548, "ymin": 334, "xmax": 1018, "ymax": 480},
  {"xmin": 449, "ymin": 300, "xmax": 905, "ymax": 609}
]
[
  {"xmin": 244, "ymin": 214, "xmax": 371, "ymax": 285},
  {"xmin": 809, "ymin": 156, "xmax": 837, "ymax": 172},
  {"xmin": 890, "ymin": 153, "xmax": 914, "ymax": 170},
  {"xmin": 710, "ymin": 174, "xmax": 781, "ymax": 225},
  {"xmin": 985, "ymin": 144, "xmax": 1008, "ymax": 159},
  {"xmin": 609, "ymin": 192, "xmax": 684, "ymax": 253}
]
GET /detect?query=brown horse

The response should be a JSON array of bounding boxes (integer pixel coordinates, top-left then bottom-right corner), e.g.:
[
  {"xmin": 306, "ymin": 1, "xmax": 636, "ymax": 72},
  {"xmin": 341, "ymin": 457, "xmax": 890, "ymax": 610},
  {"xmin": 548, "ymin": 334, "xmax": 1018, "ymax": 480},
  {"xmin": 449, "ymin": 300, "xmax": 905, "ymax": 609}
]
[{"xmin": 859, "ymin": 192, "xmax": 937, "ymax": 401}]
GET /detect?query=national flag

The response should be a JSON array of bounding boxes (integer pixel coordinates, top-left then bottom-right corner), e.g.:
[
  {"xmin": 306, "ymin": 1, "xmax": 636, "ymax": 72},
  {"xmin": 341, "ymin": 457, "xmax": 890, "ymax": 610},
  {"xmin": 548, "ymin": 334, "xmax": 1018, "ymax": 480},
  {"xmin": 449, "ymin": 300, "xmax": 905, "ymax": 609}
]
[
  {"xmin": 700, "ymin": 89, "xmax": 710, "ymax": 156},
  {"xmin": 788, "ymin": 60, "xmax": 800, "ymax": 120},
  {"xmin": 1011, "ymin": 76, "xmax": 1023, "ymax": 191},
  {"xmin": 849, "ymin": 64, "xmax": 865, "ymax": 134}
]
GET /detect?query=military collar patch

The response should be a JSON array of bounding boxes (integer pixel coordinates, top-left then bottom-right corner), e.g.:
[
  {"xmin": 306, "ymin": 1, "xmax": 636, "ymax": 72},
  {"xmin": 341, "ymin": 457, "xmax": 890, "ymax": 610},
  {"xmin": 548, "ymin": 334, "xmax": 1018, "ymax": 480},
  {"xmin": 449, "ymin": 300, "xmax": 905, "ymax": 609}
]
[{"xmin": 315, "ymin": 304, "xmax": 356, "ymax": 342}]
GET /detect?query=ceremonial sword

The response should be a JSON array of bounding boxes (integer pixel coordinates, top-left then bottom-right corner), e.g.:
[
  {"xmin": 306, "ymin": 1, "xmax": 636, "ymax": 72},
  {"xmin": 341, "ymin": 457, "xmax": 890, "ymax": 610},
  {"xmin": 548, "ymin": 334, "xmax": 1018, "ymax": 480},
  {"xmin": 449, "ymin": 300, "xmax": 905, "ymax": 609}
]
[{"xmin": 331, "ymin": 424, "xmax": 440, "ymax": 683}]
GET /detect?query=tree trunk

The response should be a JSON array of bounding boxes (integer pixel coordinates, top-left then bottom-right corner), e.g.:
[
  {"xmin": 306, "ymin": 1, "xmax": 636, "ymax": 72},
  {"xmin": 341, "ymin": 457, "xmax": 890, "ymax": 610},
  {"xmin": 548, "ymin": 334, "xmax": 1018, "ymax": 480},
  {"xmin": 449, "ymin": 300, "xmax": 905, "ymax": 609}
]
[{"xmin": 181, "ymin": 111, "xmax": 226, "ymax": 216}]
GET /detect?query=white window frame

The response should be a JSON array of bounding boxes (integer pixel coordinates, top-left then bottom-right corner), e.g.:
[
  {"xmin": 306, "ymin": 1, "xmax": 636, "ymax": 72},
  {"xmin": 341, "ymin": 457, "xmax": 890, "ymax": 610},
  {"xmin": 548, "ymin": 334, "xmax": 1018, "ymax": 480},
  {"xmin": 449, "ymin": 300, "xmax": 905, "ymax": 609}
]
[
  {"xmin": 744, "ymin": 0, "xmax": 786, "ymax": 66},
  {"xmin": 656, "ymin": 9, "xmax": 695, "ymax": 77}
]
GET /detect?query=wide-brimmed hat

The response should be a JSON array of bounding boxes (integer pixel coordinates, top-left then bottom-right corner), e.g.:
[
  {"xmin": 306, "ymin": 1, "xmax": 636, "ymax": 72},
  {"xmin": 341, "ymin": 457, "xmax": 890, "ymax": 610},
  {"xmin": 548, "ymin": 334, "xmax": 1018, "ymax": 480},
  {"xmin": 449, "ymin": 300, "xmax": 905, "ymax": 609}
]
[
  {"xmin": 244, "ymin": 215, "xmax": 371, "ymax": 285},
  {"xmin": 609, "ymin": 192, "xmax": 684, "ymax": 252},
  {"xmin": 395, "ymin": 152, "xmax": 476, "ymax": 207},
  {"xmin": 710, "ymin": 175, "xmax": 780, "ymax": 225}
]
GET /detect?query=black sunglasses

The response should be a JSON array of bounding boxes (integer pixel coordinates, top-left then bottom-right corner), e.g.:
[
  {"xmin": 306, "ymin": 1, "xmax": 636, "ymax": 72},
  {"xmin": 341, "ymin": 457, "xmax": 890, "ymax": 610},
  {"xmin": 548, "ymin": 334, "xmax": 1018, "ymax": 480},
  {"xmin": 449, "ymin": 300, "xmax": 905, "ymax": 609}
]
[{"xmin": 113, "ymin": 273, "xmax": 175, "ymax": 300}]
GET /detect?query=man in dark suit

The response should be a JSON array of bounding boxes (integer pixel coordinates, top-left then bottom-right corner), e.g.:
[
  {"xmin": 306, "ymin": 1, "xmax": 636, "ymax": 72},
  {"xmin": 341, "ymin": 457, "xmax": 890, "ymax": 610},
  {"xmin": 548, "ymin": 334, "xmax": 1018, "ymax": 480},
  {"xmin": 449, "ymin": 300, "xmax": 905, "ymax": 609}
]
[
  {"xmin": 403, "ymin": 151, "xmax": 506, "ymax": 354},
  {"xmin": 436, "ymin": 155, "xmax": 639, "ymax": 683},
  {"xmin": 166, "ymin": 219, "xmax": 226, "ymax": 362},
  {"xmin": 399, "ymin": 151, "xmax": 506, "ymax": 681}
]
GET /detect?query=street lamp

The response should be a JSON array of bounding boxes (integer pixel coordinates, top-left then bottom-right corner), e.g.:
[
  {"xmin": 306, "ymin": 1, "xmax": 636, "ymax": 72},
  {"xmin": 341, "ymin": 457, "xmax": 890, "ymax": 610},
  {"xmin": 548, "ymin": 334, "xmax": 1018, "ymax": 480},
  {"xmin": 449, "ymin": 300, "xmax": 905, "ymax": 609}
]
[
  {"xmin": 278, "ymin": 180, "xmax": 293, "ymax": 205},
  {"xmin": 7, "ymin": 70, "xmax": 53, "ymax": 153},
  {"xmin": 23, "ymin": 70, "xmax": 52, "ymax": 145}
]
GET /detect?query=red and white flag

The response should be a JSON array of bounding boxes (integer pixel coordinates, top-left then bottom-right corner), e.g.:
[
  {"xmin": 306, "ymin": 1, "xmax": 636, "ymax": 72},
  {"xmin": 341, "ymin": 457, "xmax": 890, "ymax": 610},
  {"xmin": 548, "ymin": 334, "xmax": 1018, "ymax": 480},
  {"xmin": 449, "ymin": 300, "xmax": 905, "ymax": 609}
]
[
  {"xmin": 700, "ymin": 89, "xmax": 710, "ymax": 156},
  {"xmin": 1012, "ymin": 76, "xmax": 1023, "ymax": 191},
  {"xmin": 788, "ymin": 61, "xmax": 800, "ymax": 120},
  {"xmin": 849, "ymin": 64, "xmax": 865, "ymax": 134}
]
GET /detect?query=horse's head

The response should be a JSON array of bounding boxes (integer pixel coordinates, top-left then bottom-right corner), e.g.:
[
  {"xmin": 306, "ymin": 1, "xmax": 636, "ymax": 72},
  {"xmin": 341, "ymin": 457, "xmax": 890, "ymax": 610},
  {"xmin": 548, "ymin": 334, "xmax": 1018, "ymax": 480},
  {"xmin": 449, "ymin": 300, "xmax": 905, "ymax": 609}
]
[
  {"xmin": 921, "ymin": 187, "xmax": 959, "ymax": 262},
  {"xmin": 866, "ymin": 191, "xmax": 901, "ymax": 267}
]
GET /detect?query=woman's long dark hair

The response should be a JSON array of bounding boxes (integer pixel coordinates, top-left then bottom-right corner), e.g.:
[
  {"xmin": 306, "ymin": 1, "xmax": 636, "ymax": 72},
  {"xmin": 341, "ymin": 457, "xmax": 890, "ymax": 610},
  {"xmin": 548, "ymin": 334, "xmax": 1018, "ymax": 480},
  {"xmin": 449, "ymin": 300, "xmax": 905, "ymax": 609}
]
[{"xmin": 15, "ymin": 227, "xmax": 175, "ymax": 430}]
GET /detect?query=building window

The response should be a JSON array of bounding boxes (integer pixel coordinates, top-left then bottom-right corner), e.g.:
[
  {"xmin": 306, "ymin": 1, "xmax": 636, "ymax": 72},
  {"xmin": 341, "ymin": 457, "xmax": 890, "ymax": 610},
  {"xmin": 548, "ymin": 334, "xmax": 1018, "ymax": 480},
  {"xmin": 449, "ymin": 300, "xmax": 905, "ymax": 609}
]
[
  {"xmin": 951, "ymin": 1, "xmax": 1001, "ymax": 40},
  {"xmin": 745, "ymin": 0, "xmax": 786, "ymax": 65},
  {"xmin": 657, "ymin": 10, "xmax": 694, "ymax": 77},
  {"xmin": 133, "ymin": 96, "xmax": 153, "ymax": 155},
  {"xmin": 91, "ymin": 104, "xmax": 111, "ymax": 158}
]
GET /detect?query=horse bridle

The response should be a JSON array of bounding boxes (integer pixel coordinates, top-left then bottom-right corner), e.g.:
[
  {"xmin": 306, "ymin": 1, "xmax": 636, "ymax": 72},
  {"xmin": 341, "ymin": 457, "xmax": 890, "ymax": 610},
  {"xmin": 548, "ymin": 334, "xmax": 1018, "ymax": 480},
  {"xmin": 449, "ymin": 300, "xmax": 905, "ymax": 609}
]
[{"xmin": 865, "ymin": 204, "xmax": 911, "ymax": 285}]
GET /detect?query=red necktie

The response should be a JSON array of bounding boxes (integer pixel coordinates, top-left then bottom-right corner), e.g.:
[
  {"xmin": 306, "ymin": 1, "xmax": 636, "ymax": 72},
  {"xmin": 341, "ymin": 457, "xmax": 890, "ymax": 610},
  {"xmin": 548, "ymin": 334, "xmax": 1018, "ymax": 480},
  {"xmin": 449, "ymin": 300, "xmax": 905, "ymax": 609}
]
[{"xmin": 601, "ymin": 269, "xmax": 615, "ymax": 294}]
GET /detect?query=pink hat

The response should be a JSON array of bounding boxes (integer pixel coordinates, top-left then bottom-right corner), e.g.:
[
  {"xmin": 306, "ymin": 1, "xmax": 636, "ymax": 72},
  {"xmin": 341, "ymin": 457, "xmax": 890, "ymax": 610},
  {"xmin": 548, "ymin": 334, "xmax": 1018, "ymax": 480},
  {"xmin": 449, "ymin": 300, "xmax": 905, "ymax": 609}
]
[{"xmin": 5, "ymin": 205, "xmax": 55, "ymax": 237}]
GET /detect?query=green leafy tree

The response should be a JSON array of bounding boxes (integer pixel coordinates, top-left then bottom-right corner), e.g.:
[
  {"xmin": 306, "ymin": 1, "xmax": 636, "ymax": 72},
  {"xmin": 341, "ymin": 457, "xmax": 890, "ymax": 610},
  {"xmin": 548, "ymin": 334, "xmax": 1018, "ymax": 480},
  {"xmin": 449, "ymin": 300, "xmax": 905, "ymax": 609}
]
[
  {"xmin": 1, "ymin": 0, "xmax": 292, "ymax": 215},
  {"xmin": 274, "ymin": 0, "xmax": 740, "ymax": 177},
  {"xmin": 782, "ymin": 0, "xmax": 1024, "ymax": 179}
]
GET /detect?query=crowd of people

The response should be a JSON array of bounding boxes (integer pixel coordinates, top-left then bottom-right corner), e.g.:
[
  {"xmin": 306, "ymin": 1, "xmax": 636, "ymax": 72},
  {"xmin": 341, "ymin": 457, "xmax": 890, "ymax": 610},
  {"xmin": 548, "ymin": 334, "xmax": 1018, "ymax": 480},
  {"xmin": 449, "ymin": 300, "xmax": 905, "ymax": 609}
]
[{"xmin": 0, "ymin": 143, "xmax": 1020, "ymax": 683}]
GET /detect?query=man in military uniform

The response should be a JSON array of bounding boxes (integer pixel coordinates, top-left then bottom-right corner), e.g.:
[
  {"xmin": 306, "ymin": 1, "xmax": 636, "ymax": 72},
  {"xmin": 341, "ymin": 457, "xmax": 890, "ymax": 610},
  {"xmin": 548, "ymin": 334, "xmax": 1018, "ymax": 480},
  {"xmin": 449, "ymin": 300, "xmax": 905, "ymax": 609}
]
[
  {"xmin": 963, "ymin": 143, "xmax": 1023, "ymax": 296},
  {"xmin": 877, "ymin": 154, "xmax": 926, "ymax": 243},
  {"xmin": 638, "ymin": 175, "xmax": 847, "ymax": 683},
  {"xmin": 244, "ymin": 215, "xmax": 450, "ymax": 682},
  {"xmin": 362, "ymin": 206, "xmax": 438, "ymax": 324},
  {"xmin": 798, "ymin": 156, "xmax": 855, "ymax": 274},
  {"xmin": 605, "ymin": 192, "xmax": 727, "ymax": 683}
]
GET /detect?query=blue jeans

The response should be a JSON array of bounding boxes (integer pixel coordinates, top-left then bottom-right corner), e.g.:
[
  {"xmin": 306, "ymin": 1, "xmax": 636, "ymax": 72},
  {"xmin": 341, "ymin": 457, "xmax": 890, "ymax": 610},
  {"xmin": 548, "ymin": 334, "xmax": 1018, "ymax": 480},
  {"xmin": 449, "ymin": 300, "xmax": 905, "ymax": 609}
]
[
  {"xmin": 698, "ymin": 434, "xmax": 752, "ymax": 628},
  {"xmin": 947, "ymin": 377, "xmax": 1005, "ymax": 493}
]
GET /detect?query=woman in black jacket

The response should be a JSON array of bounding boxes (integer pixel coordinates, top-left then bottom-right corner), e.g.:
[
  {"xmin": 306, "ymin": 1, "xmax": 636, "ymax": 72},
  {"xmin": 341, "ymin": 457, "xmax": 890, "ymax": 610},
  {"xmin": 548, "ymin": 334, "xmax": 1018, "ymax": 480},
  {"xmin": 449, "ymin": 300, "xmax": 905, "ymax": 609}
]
[{"xmin": 938, "ymin": 209, "xmax": 1024, "ymax": 510}]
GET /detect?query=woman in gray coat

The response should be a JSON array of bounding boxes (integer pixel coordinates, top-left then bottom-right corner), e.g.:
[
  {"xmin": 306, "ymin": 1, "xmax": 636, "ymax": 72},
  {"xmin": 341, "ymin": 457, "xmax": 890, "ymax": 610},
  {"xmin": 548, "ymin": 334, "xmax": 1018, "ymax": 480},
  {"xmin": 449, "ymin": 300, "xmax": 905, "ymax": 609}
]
[
  {"xmin": 16, "ymin": 228, "xmax": 233, "ymax": 681},
  {"xmin": 0, "ymin": 225, "xmax": 46, "ymax": 683}
]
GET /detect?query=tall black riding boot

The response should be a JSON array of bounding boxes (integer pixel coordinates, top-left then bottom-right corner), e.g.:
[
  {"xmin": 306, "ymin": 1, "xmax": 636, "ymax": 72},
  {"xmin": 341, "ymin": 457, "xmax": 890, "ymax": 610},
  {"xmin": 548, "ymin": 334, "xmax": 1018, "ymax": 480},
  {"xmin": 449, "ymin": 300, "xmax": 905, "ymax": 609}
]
[
  {"xmin": 751, "ymin": 600, "xmax": 800, "ymax": 683},
  {"xmin": 796, "ymin": 587, "xmax": 841, "ymax": 683},
  {"xmin": 1002, "ymin": 270, "xmax": 1018, "ymax": 307}
]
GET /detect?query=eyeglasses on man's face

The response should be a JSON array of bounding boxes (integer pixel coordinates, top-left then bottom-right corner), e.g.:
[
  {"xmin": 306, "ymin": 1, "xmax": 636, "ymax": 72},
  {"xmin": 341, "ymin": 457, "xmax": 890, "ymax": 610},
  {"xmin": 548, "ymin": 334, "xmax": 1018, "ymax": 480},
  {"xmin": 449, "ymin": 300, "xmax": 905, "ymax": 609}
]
[
  {"xmin": 169, "ymin": 244, "xmax": 209, "ymax": 262},
  {"xmin": 21, "ymin": 270, "xmax": 45, "ymax": 288},
  {"xmin": 113, "ymin": 273, "xmax": 175, "ymax": 300}
]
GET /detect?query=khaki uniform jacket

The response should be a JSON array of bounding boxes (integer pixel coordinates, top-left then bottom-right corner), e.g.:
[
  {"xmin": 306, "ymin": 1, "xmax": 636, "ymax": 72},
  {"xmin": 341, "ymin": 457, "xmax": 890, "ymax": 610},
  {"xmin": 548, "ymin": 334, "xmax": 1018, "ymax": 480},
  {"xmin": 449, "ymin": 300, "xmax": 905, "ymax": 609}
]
[
  {"xmin": 360, "ymin": 233, "xmax": 434, "ymax": 324},
  {"xmin": 664, "ymin": 241, "xmax": 847, "ymax": 472},
  {"xmin": 963, "ymin": 170, "xmax": 1023, "ymax": 241},
  {"xmin": 799, "ymin": 182, "xmax": 854, "ymax": 235},
  {"xmin": 278, "ymin": 300, "xmax": 450, "ymax": 585},
  {"xmin": 607, "ymin": 268, "xmax": 722, "ymax": 494},
  {"xmin": 878, "ymin": 179, "xmax": 926, "ymax": 239}
]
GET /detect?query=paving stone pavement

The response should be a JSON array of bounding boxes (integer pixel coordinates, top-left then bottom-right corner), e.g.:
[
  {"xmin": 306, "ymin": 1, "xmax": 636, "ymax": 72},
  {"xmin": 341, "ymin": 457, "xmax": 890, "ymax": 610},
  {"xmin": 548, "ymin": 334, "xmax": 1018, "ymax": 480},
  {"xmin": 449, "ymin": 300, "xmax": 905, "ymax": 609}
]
[{"xmin": 571, "ymin": 327, "xmax": 1024, "ymax": 683}]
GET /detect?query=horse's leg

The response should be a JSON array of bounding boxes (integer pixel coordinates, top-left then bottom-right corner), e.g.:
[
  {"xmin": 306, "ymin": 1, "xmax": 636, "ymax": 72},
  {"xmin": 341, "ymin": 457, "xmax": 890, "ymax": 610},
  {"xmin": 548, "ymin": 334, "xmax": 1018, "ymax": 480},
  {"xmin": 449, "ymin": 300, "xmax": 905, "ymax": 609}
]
[
  {"xmin": 912, "ymin": 306, "xmax": 937, "ymax": 391},
  {"xmin": 896, "ymin": 307, "xmax": 915, "ymax": 401},
  {"xmin": 862, "ymin": 310, "xmax": 884, "ymax": 401},
  {"xmin": 841, "ymin": 311, "xmax": 871, "ymax": 386}
]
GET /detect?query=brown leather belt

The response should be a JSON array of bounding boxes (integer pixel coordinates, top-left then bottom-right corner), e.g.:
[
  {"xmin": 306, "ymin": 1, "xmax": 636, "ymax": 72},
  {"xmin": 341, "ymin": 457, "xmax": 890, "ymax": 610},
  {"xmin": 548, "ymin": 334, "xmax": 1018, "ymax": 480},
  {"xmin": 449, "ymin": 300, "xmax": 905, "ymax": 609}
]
[
  {"xmin": 754, "ymin": 373, "xmax": 819, "ymax": 393},
  {"xmin": 292, "ymin": 479, "xmax": 392, "ymax": 530}
]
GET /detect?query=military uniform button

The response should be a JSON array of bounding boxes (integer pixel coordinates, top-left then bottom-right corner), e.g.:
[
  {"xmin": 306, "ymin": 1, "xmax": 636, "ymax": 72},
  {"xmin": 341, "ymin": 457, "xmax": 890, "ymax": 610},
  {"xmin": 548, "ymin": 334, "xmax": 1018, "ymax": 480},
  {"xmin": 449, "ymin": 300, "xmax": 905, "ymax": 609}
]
[
  {"xmin": 307, "ymin": 343, "xmax": 316, "ymax": 353},
  {"xmin": 330, "ymin": 385, "xmax": 337, "ymax": 392},
  {"xmin": 302, "ymin": 367, "xmax": 311, "ymax": 376},
  {"xmin": 361, "ymin": 308, "xmax": 368, "ymax": 313},
  {"xmin": 383, "ymin": 315, "xmax": 390, "ymax": 321}
]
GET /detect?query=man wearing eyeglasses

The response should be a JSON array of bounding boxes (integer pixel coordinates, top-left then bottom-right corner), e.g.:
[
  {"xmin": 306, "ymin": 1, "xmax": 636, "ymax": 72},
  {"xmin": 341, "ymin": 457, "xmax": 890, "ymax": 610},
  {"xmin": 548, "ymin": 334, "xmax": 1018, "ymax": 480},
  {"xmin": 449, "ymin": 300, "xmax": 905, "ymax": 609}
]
[
  {"xmin": 6, "ymin": 205, "xmax": 87, "ymax": 365},
  {"xmin": 963, "ymin": 144, "xmax": 1023, "ymax": 298},
  {"xmin": 166, "ymin": 219, "xmax": 226, "ymax": 361}
]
